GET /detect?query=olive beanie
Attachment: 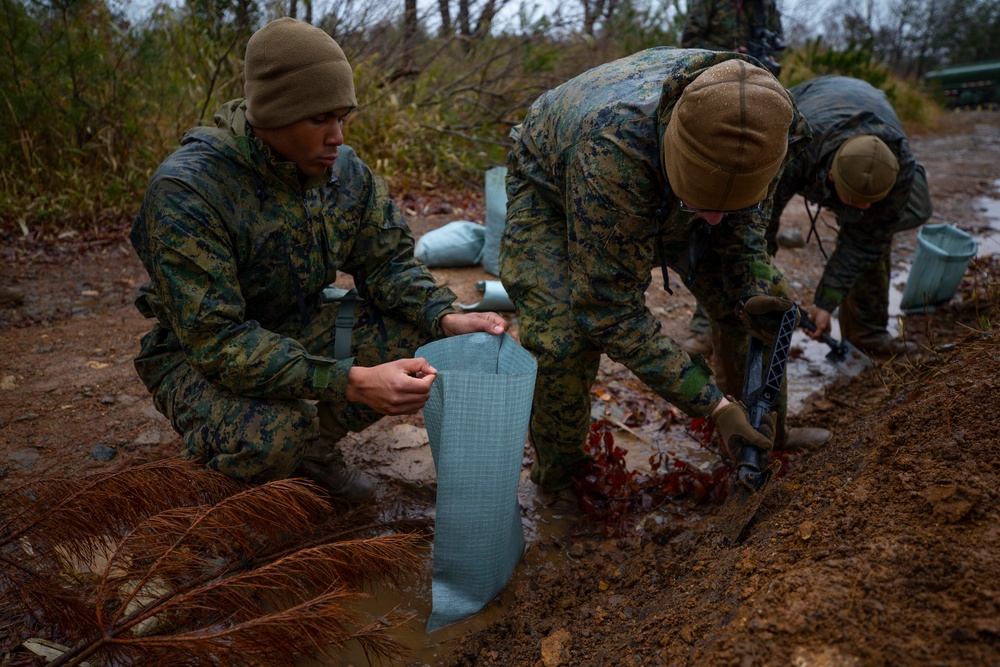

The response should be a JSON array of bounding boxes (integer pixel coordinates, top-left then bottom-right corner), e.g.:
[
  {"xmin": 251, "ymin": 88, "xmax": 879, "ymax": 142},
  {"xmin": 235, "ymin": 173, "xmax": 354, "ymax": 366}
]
[
  {"xmin": 830, "ymin": 135, "xmax": 899, "ymax": 204},
  {"xmin": 244, "ymin": 17, "xmax": 357, "ymax": 129},
  {"xmin": 664, "ymin": 59, "xmax": 794, "ymax": 211}
]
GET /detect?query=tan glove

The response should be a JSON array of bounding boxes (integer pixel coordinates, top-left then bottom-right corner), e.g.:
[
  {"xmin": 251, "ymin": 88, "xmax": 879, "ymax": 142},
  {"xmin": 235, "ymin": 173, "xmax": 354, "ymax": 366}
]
[
  {"xmin": 737, "ymin": 295, "xmax": 797, "ymax": 344},
  {"xmin": 713, "ymin": 400, "xmax": 776, "ymax": 461}
]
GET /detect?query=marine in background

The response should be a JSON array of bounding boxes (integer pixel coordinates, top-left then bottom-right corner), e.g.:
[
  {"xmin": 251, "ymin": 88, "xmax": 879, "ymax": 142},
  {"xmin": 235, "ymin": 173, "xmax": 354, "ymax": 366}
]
[{"xmin": 767, "ymin": 75, "xmax": 933, "ymax": 357}]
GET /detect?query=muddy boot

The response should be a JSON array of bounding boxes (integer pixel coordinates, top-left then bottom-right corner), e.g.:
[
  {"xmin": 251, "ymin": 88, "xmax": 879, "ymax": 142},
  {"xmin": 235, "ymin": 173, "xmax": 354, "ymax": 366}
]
[
  {"xmin": 533, "ymin": 486, "xmax": 580, "ymax": 513},
  {"xmin": 294, "ymin": 438, "xmax": 375, "ymax": 503},
  {"xmin": 780, "ymin": 427, "xmax": 832, "ymax": 452}
]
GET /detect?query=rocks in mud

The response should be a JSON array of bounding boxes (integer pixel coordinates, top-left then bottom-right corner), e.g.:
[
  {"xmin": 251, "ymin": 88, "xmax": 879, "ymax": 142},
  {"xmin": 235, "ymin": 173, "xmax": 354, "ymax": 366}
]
[
  {"xmin": 540, "ymin": 628, "xmax": 572, "ymax": 666},
  {"xmin": 91, "ymin": 444, "xmax": 118, "ymax": 461},
  {"xmin": 777, "ymin": 228, "xmax": 806, "ymax": 248}
]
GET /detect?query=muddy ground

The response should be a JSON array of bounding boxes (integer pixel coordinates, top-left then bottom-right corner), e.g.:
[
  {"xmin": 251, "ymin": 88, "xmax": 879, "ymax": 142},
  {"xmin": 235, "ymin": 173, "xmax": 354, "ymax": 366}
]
[{"xmin": 1, "ymin": 111, "xmax": 999, "ymax": 666}]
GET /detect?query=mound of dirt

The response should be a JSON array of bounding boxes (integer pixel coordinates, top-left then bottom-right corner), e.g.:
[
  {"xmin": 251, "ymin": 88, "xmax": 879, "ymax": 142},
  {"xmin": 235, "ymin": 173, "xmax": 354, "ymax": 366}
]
[{"xmin": 439, "ymin": 322, "xmax": 1000, "ymax": 666}]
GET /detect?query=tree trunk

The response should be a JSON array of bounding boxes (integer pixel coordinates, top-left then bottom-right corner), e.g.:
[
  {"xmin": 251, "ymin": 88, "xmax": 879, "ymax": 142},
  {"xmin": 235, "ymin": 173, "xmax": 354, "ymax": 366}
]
[
  {"xmin": 439, "ymin": 0, "xmax": 452, "ymax": 35},
  {"xmin": 458, "ymin": 0, "xmax": 471, "ymax": 36},
  {"xmin": 404, "ymin": 0, "xmax": 419, "ymax": 44},
  {"xmin": 475, "ymin": 0, "xmax": 496, "ymax": 37}
]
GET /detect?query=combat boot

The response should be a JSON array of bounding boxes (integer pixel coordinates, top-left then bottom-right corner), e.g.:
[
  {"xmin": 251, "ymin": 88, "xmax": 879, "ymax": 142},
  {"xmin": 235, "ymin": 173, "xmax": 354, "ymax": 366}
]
[
  {"xmin": 680, "ymin": 330, "xmax": 714, "ymax": 356},
  {"xmin": 533, "ymin": 486, "xmax": 580, "ymax": 514},
  {"xmin": 294, "ymin": 438, "xmax": 375, "ymax": 503},
  {"xmin": 856, "ymin": 334, "xmax": 919, "ymax": 358},
  {"xmin": 780, "ymin": 427, "xmax": 832, "ymax": 452}
]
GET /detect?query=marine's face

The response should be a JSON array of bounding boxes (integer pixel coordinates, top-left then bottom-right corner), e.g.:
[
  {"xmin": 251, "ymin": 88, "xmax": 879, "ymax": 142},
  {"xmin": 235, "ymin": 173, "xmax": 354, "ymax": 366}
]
[
  {"xmin": 678, "ymin": 199, "xmax": 764, "ymax": 226},
  {"xmin": 255, "ymin": 108, "xmax": 351, "ymax": 177}
]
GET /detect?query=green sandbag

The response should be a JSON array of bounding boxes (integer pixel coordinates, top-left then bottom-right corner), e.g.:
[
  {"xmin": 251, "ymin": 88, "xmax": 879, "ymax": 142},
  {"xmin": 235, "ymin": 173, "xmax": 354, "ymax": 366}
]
[
  {"xmin": 481, "ymin": 166, "xmax": 507, "ymax": 276},
  {"xmin": 414, "ymin": 220, "xmax": 486, "ymax": 267},
  {"xmin": 416, "ymin": 332, "xmax": 536, "ymax": 632}
]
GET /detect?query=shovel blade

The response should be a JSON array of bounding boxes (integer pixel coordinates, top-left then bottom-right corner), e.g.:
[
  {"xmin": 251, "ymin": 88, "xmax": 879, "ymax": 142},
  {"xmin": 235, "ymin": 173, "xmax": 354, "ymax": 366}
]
[
  {"xmin": 715, "ymin": 464, "xmax": 772, "ymax": 546},
  {"xmin": 715, "ymin": 482, "xmax": 768, "ymax": 546},
  {"xmin": 824, "ymin": 340, "xmax": 872, "ymax": 370},
  {"xmin": 824, "ymin": 347, "xmax": 847, "ymax": 363}
]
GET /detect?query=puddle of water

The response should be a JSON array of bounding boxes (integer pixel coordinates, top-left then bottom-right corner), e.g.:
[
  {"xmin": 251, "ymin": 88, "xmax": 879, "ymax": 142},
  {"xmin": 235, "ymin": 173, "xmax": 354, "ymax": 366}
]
[
  {"xmin": 326, "ymin": 473, "xmax": 588, "ymax": 667},
  {"xmin": 973, "ymin": 179, "xmax": 1000, "ymax": 255},
  {"xmin": 329, "ymin": 563, "xmax": 514, "ymax": 667}
]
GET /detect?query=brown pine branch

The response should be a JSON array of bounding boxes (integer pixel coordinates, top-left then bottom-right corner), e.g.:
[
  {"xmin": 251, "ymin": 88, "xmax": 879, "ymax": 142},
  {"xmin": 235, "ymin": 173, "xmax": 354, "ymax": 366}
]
[
  {"xmin": 4, "ymin": 461, "xmax": 426, "ymax": 667},
  {"xmin": 1, "ymin": 458, "xmax": 246, "ymax": 557},
  {"xmin": 96, "ymin": 479, "xmax": 333, "ymax": 626},
  {"xmin": 85, "ymin": 593, "xmax": 413, "ymax": 667},
  {"xmin": 1, "ymin": 460, "xmax": 246, "ymax": 640},
  {"xmin": 151, "ymin": 534, "xmax": 425, "ymax": 620},
  {"xmin": 47, "ymin": 535, "xmax": 422, "ymax": 666}
]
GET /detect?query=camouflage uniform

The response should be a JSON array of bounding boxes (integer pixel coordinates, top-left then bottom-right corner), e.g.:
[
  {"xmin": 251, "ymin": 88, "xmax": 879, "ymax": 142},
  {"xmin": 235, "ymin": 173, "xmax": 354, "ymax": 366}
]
[
  {"xmin": 767, "ymin": 76, "xmax": 933, "ymax": 346},
  {"xmin": 500, "ymin": 48, "xmax": 811, "ymax": 492},
  {"xmin": 681, "ymin": 0, "xmax": 783, "ymax": 52},
  {"xmin": 130, "ymin": 100, "xmax": 457, "ymax": 484}
]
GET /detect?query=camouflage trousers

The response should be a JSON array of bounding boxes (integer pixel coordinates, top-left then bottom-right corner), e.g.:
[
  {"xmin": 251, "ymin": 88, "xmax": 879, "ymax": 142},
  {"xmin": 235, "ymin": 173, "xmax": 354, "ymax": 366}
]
[
  {"xmin": 143, "ymin": 300, "xmax": 433, "ymax": 484},
  {"xmin": 501, "ymin": 179, "xmax": 789, "ymax": 492},
  {"xmin": 842, "ymin": 165, "xmax": 933, "ymax": 345}
]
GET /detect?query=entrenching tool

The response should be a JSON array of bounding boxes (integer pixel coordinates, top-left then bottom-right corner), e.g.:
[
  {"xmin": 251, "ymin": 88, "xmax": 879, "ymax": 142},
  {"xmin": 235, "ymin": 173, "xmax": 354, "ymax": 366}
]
[
  {"xmin": 796, "ymin": 305, "xmax": 872, "ymax": 368},
  {"xmin": 716, "ymin": 305, "xmax": 798, "ymax": 545}
]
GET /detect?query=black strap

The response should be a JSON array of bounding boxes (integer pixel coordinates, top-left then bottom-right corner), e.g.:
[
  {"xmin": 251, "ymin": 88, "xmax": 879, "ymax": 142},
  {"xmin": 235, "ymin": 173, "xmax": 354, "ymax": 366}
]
[
  {"xmin": 803, "ymin": 196, "xmax": 830, "ymax": 261},
  {"xmin": 657, "ymin": 231, "xmax": 674, "ymax": 295},
  {"xmin": 333, "ymin": 288, "xmax": 359, "ymax": 360}
]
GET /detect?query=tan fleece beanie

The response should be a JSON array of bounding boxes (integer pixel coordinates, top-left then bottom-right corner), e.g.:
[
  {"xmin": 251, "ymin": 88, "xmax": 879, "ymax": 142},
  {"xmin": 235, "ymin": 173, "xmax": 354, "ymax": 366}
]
[
  {"xmin": 664, "ymin": 59, "xmax": 794, "ymax": 211},
  {"xmin": 830, "ymin": 135, "xmax": 899, "ymax": 204},
  {"xmin": 244, "ymin": 17, "xmax": 357, "ymax": 129}
]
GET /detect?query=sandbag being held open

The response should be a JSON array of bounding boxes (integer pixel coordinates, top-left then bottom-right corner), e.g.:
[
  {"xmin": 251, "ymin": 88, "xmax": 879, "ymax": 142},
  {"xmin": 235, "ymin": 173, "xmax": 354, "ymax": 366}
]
[{"xmin": 415, "ymin": 332, "xmax": 536, "ymax": 632}]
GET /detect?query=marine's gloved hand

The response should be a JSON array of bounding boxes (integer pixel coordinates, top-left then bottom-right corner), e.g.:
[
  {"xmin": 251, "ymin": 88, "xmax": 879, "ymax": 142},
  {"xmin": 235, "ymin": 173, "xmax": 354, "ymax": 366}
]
[
  {"xmin": 738, "ymin": 295, "xmax": 797, "ymax": 344},
  {"xmin": 712, "ymin": 399, "xmax": 776, "ymax": 461}
]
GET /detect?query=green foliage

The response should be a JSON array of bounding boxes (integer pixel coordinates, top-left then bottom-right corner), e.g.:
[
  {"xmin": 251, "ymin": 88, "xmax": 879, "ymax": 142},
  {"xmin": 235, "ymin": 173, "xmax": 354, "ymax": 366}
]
[
  {"xmin": 781, "ymin": 37, "xmax": 939, "ymax": 128},
  {"xmin": 0, "ymin": 2, "xmax": 949, "ymax": 238},
  {"xmin": 0, "ymin": 0, "xmax": 248, "ymax": 235},
  {"xmin": 782, "ymin": 37, "xmax": 889, "ymax": 88},
  {"xmin": 345, "ymin": 33, "xmax": 566, "ymax": 193}
]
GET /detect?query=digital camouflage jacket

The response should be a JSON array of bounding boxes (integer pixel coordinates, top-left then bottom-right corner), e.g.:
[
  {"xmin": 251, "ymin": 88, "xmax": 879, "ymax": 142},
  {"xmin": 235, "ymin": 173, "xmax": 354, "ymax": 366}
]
[
  {"xmin": 680, "ymin": 0, "xmax": 783, "ymax": 51},
  {"xmin": 506, "ymin": 47, "xmax": 811, "ymax": 414},
  {"xmin": 130, "ymin": 100, "xmax": 457, "ymax": 404},
  {"xmin": 770, "ymin": 75, "xmax": 925, "ymax": 312}
]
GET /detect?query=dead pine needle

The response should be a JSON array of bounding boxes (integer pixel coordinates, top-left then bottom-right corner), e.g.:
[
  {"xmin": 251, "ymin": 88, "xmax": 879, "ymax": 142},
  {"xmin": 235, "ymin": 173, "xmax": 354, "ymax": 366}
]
[{"xmin": 1, "ymin": 458, "xmax": 425, "ymax": 667}]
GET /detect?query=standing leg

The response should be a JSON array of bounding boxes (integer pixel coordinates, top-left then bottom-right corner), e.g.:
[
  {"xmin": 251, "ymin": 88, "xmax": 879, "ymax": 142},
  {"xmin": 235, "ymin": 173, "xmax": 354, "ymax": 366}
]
[{"xmin": 517, "ymin": 302, "xmax": 602, "ymax": 492}]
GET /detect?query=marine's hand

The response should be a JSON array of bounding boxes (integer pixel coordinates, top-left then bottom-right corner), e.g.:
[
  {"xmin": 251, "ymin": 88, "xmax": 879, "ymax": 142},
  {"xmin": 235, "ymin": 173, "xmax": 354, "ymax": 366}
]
[
  {"xmin": 738, "ymin": 295, "xmax": 797, "ymax": 344},
  {"xmin": 440, "ymin": 312, "xmax": 508, "ymax": 337},
  {"xmin": 346, "ymin": 358, "xmax": 438, "ymax": 415},
  {"xmin": 808, "ymin": 307, "xmax": 833, "ymax": 340},
  {"xmin": 712, "ymin": 398, "xmax": 775, "ymax": 461}
]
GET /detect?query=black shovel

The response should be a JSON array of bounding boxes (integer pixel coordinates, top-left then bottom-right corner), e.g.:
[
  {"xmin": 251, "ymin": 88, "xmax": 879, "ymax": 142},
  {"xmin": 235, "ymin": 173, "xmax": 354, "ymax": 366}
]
[{"xmin": 716, "ymin": 305, "xmax": 798, "ymax": 545}]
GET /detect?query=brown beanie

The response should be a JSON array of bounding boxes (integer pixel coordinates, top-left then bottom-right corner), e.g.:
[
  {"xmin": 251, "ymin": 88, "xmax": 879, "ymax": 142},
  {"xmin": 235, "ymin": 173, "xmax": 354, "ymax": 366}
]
[
  {"xmin": 244, "ymin": 17, "xmax": 357, "ymax": 129},
  {"xmin": 664, "ymin": 59, "xmax": 794, "ymax": 211},
  {"xmin": 830, "ymin": 135, "xmax": 899, "ymax": 204}
]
